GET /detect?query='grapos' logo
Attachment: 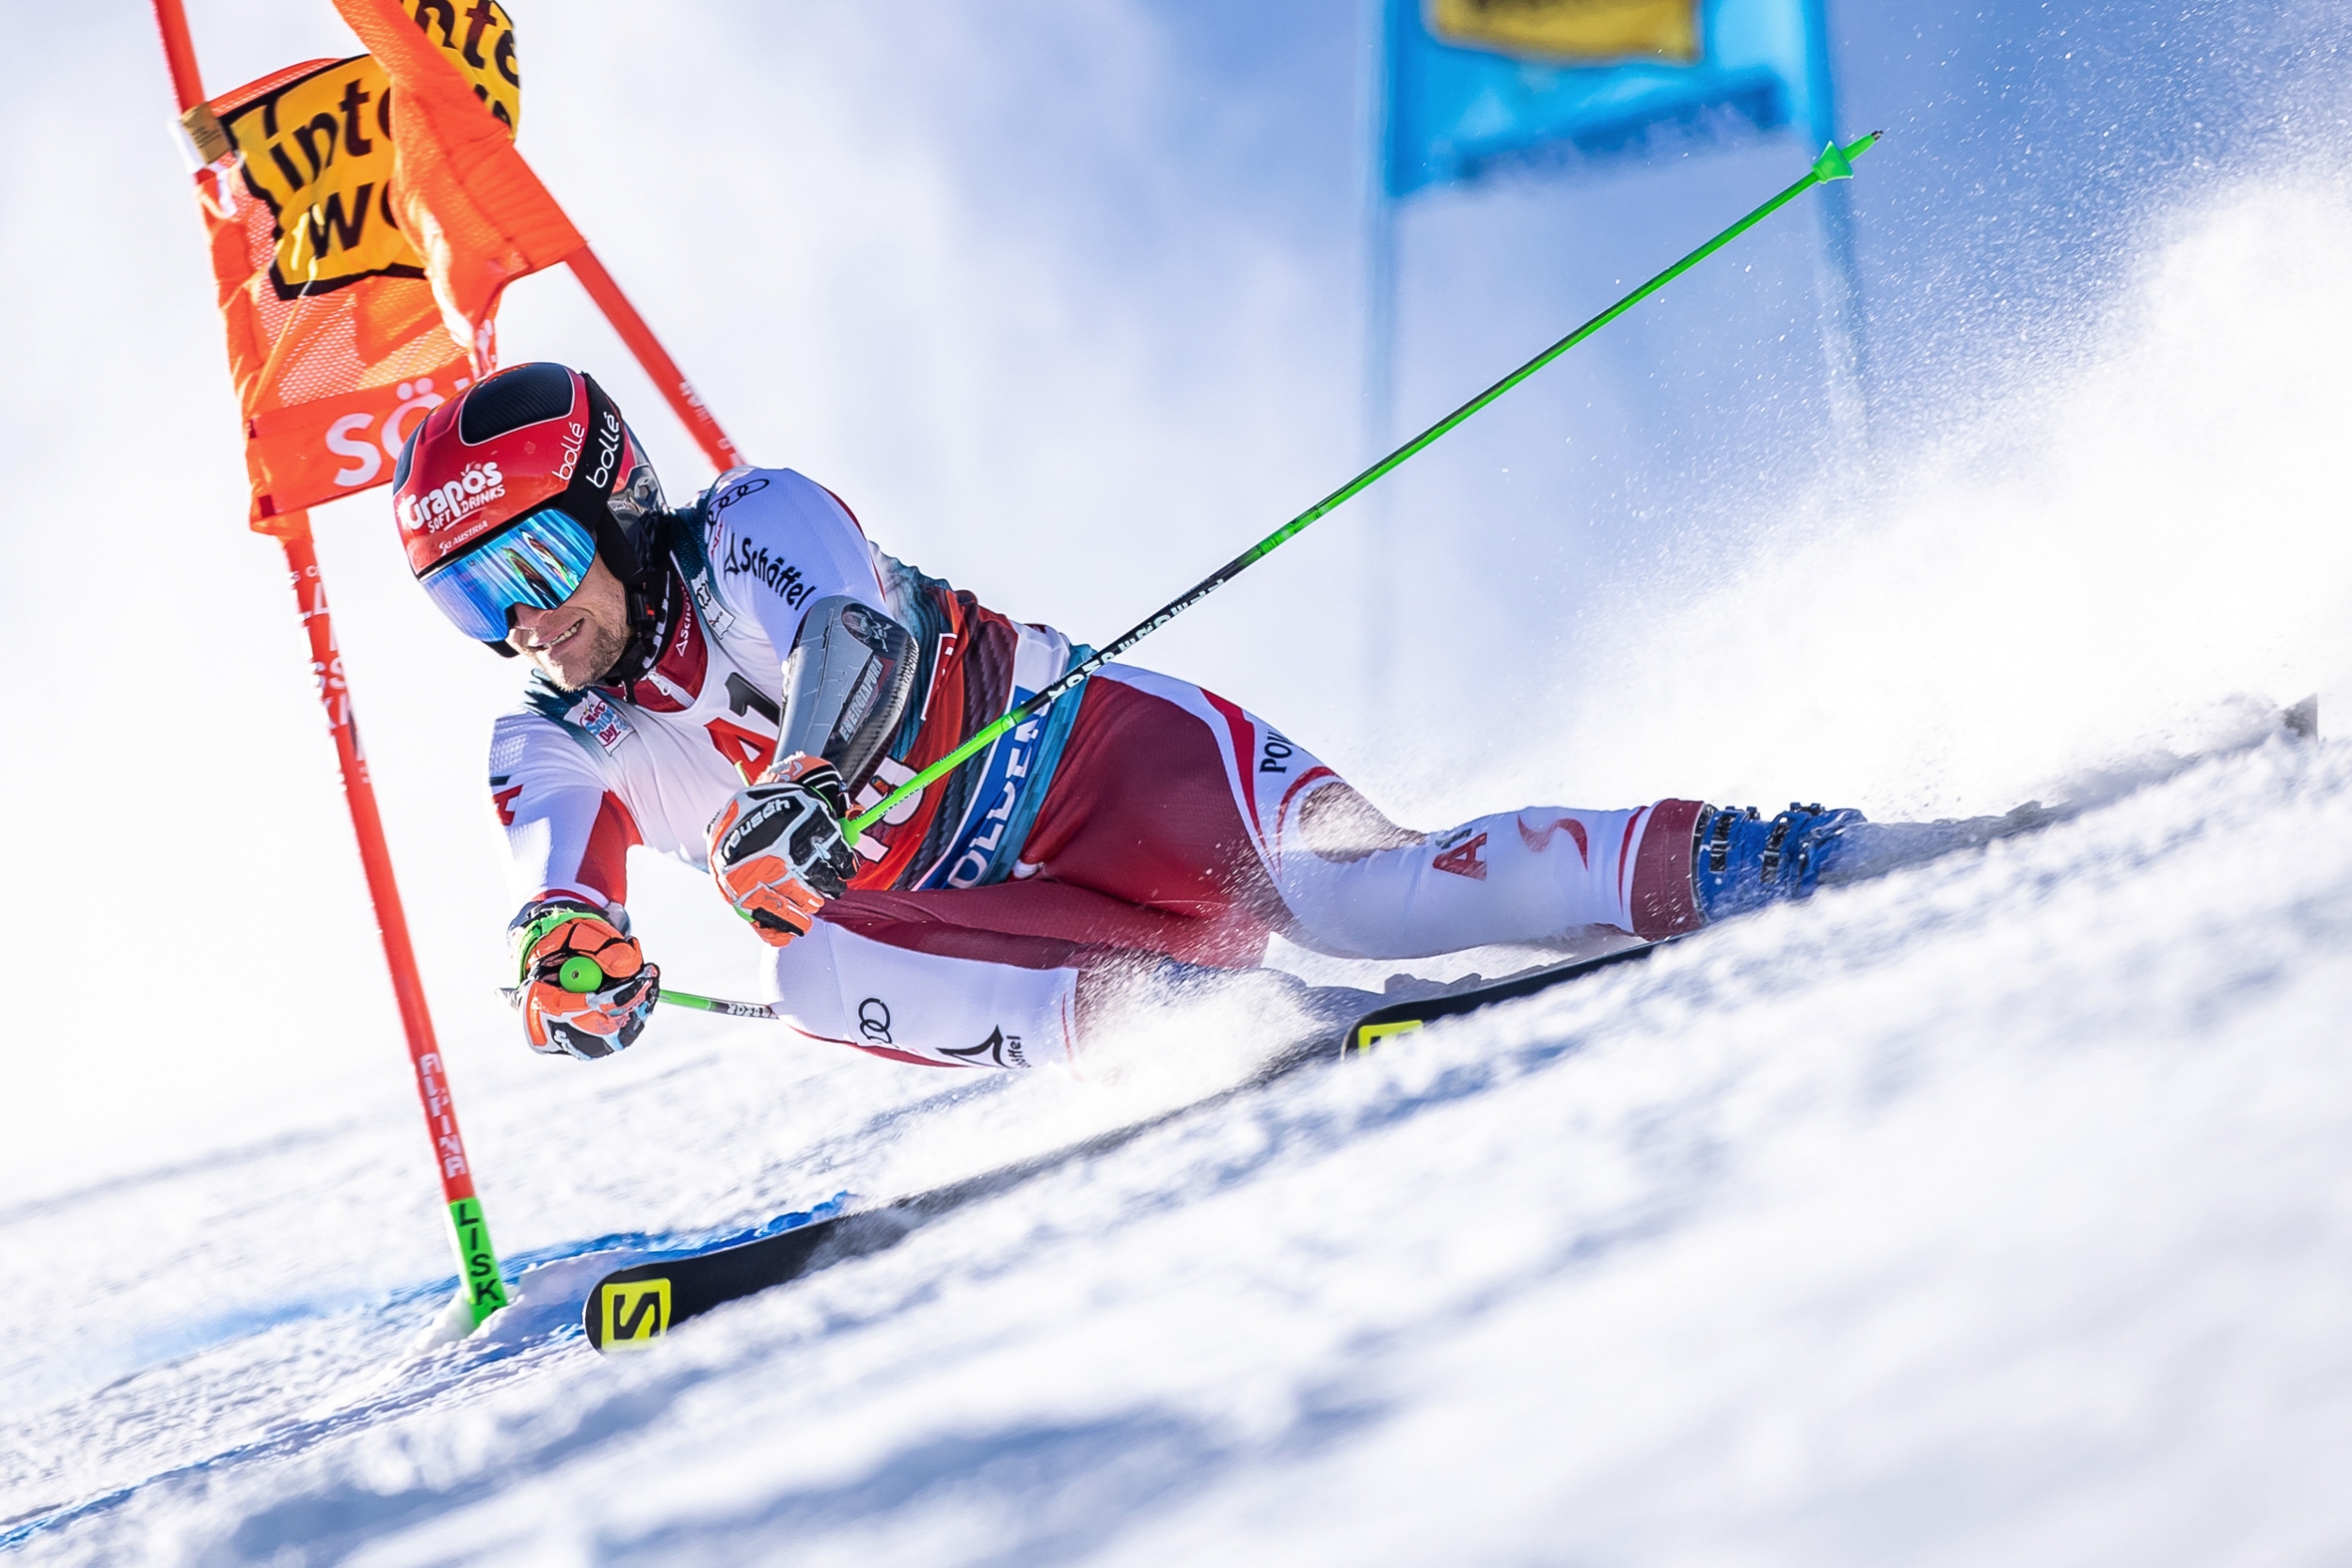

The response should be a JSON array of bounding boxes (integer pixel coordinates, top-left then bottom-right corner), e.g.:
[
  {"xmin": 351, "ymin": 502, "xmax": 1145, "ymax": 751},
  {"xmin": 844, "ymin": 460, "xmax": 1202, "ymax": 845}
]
[{"xmin": 398, "ymin": 459, "xmax": 506, "ymax": 532}]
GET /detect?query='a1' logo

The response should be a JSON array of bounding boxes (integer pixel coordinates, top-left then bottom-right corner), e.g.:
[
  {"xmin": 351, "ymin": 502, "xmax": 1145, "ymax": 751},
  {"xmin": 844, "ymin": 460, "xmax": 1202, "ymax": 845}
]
[{"xmin": 322, "ymin": 376, "xmax": 472, "ymax": 488}]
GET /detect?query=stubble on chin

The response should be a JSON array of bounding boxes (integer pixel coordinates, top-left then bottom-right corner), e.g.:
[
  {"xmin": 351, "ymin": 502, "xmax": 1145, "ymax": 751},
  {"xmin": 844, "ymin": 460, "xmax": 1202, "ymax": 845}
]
[{"xmin": 538, "ymin": 619, "xmax": 629, "ymax": 690}]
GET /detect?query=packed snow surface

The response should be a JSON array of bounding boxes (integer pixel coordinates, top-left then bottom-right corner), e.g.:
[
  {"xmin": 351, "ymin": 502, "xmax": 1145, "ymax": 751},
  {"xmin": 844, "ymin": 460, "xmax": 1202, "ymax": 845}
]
[
  {"xmin": 6, "ymin": 709, "xmax": 2351, "ymax": 1564},
  {"xmin": 13, "ymin": 87, "xmax": 2352, "ymax": 1562}
]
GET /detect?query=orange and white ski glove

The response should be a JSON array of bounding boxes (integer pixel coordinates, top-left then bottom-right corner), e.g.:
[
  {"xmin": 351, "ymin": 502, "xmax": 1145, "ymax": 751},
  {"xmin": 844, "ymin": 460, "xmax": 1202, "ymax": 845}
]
[
  {"xmin": 705, "ymin": 752, "xmax": 858, "ymax": 947},
  {"xmin": 508, "ymin": 898, "xmax": 660, "ymax": 1059}
]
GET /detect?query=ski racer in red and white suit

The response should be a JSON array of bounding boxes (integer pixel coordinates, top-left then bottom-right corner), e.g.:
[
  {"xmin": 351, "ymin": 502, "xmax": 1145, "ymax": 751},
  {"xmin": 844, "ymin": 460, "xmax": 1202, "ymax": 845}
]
[
  {"xmin": 397, "ymin": 364, "xmax": 1849, "ymax": 1071},
  {"xmin": 485, "ymin": 465, "xmax": 1708, "ymax": 1069}
]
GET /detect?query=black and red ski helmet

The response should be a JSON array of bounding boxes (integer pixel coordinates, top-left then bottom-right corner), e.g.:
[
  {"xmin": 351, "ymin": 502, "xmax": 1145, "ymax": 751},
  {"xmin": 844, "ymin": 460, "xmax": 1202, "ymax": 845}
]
[{"xmin": 392, "ymin": 363, "xmax": 666, "ymax": 625}]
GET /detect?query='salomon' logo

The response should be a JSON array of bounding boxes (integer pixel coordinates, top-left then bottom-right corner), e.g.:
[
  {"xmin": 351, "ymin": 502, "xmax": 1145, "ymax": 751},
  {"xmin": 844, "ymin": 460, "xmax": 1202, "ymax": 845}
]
[{"xmin": 600, "ymin": 1278, "xmax": 672, "ymax": 1348}]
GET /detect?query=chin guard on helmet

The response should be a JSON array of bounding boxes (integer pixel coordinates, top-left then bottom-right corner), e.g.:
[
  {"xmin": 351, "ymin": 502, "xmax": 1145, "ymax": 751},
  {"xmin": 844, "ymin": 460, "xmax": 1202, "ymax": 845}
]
[{"xmin": 777, "ymin": 596, "xmax": 919, "ymax": 800}]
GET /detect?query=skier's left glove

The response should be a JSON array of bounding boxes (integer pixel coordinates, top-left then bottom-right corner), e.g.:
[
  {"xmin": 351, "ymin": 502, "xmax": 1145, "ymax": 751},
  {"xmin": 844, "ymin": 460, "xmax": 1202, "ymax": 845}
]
[
  {"xmin": 508, "ymin": 898, "xmax": 660, "ymax": 1060},
  {"xmin": 706, "ymin": 752, "xmax": 857, "ymax": 946}
]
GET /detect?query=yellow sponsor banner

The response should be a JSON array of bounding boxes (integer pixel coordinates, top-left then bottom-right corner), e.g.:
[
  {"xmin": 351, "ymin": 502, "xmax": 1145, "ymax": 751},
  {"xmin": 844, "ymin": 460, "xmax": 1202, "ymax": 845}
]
[
  {"xmin": 220, "ymin": 1, "xmax": 518, "ymax": 299},
  {"xmin": 1426, "ymin": 0, "xmax": 1703, "ymax": 64}
]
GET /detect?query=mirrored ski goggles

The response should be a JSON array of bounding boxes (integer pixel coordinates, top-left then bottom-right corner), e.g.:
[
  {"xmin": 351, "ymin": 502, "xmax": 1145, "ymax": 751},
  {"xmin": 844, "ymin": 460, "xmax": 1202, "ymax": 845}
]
[{"xmin": 421, "ymin": 505, "xmax": 601, "ymax": 642}]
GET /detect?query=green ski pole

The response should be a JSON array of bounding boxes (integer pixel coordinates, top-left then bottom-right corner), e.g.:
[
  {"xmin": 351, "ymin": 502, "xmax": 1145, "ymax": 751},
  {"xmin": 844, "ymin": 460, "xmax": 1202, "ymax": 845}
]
[
  {"xmin": 546, "ymin": 962, "xmax": 784, "ymax": 1015},
  {"xmin": 653, "ymin": 986, "xmax": 782, "ymax": 1021},
  {"xmin": 843, "ymin": 135, "xmax": 1880, "ymax": 844}
]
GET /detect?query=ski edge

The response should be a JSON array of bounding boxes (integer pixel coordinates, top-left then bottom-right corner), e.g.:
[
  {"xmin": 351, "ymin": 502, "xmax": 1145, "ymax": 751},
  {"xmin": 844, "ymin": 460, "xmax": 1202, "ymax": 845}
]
[
  {"xmin": 583, "ymin": 1217, "xmax": 843, "ymax": 1351},
  {"xmin": 1340, "ymin": 940, "xmax": 1670, "ymax": 1058},
  {"xmin": 581, "ymin": 944, "xmax": 1678, "ymax": 1350}
]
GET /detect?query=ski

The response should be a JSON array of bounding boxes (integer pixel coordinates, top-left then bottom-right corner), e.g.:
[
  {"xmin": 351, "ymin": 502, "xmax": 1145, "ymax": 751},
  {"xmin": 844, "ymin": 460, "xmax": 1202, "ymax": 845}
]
[
  {"xmin": 581, "ymin": 944, "xmax": 1667, "ymax": 1351},
  {"xmin": 587, "ymin": 1220, "xmax": 841, "ymax": 1351},
  {"xmin": 583, "ymin": 700, "xmax": 2327, "ymax": 1352},
  {"xmin": 582, "ymin": 1053, "xmax": 1311, "ymax": 1350},
  {"xmin": 1340, "ymin": 940, "xmax": 1669, "ymax": 1057},
  {"xmin": 1333, "ymin": 692, "xmax": 2319, "ymax": 1060},
  {"xmin": 583, "ymin": 1117, "xmax": 1188, "ymax": 1351}
]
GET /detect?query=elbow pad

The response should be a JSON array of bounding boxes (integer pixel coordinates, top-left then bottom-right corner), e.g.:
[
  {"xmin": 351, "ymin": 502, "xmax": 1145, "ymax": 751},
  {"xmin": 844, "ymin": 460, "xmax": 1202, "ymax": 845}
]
[{"xmin": 777, "ymin": 595, "xmax": 918, "ymax": 800}]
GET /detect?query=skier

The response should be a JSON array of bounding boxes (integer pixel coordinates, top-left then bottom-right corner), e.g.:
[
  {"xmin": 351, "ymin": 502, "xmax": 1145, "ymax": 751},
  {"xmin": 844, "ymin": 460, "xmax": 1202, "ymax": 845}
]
[{"xmin": 395, "ymin": 362, "xmax": 1938, "ymax": 1066}]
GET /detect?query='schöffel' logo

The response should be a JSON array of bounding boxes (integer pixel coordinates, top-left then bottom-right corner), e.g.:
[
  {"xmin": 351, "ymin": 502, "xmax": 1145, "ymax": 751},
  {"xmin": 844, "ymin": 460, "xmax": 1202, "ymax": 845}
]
[
  {"xmin": 324, "ymin": 375, "xmax": 457, "ymax": 490},
  {"xmin": 940, "ymin": 1027, "xmax": 1025, "ymax": 1068},
  {"xmin": 721, "ymin": 537, "xmax": 814, "ymax": 608},
  {"xmin": 857, "ymin": 998, "xmax": 892, "ymax": 1043}
]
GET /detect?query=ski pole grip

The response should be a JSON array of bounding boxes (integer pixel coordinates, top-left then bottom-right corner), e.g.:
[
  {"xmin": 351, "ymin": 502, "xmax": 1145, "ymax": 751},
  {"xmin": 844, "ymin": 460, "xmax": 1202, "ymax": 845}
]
[{"xmin": 557, "ymin": 956, "xmax": 605, "ymax": 993}]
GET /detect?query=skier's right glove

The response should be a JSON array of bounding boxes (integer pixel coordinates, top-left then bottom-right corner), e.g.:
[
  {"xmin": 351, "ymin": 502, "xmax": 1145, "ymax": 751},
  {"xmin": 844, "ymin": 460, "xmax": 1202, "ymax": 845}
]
[
  {"xmin": 508, "ymin": 898, "xmax": 660, "ymax": 1059},
  {"xmin": 705, "ymin": 752, "xmax": 857, "ymax": 946}
]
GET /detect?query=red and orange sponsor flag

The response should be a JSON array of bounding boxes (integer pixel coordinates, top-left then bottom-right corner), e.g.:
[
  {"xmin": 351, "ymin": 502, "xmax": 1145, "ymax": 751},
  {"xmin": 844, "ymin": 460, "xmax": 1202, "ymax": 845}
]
[
  {"xmin": 186, "ymin": 1, "xmax": 574, "ymax": 531},
  {"xmin": 329, "ymin": 0, "xmax": 584, "ymax": 372}
]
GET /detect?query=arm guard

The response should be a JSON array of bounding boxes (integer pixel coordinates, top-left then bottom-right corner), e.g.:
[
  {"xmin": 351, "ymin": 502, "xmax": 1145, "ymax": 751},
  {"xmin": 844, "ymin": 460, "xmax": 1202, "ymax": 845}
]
[{"xmin": 777, "ymin": 595, "xmax": 919, "ymax": 800}]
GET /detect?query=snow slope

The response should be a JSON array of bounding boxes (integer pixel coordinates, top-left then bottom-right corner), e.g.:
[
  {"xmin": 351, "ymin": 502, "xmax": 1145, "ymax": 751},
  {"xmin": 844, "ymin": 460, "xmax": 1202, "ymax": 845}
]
[
  {"xmin": 13, "ymin": 178, "xmax": 2352, "ymax": 1568},
  {"xmin": 10, "ymin": 6, "xmax": 2352, "ymax": 1561},
  {"xmin": 6, "ymin": 710, "xmax": 2351, "ymax": 1565}
]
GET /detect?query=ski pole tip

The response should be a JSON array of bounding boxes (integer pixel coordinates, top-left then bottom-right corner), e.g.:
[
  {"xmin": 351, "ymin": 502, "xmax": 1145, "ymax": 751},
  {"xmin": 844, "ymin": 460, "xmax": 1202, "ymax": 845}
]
[{"xmin": 1814, "ymin": 131, "xmax": 1885, "ymax": 182}]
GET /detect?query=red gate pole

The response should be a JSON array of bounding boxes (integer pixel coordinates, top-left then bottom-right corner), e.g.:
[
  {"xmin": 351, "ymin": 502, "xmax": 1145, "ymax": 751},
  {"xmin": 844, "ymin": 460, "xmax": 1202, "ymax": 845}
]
[
  {"xmin": 281, "ymin": 521, "xmax": 506, "ymax": 1326},
  {"xmin": 153, "ymin": 0, "xmax": 507, "ymax": 1332},
  {"xmin": 566, "ymin": 246, "xmax": 742, "ymax": 472}
]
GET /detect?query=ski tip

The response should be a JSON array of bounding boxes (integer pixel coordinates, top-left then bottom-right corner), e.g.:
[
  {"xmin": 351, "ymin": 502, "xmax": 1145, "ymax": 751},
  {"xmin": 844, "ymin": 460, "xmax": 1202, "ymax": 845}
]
[
  {"xmin": 1338, "ymin": 942, "xmax": 1673, "ymax": 1060},
  {"xmin": 2284, "ymin": 693, "xmax": 2320, "ymax": 742},
  {"xmin": 1343, "ymin": 1018, "xmax": 1426, "ymax": 1058}
]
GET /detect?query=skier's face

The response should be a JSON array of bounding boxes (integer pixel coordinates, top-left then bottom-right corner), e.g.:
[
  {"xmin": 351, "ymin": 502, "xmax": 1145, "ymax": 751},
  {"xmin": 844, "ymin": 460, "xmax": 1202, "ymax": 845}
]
[{"xmin": 506, "ymin": 554, "xmax": 631, "ymax": 689}]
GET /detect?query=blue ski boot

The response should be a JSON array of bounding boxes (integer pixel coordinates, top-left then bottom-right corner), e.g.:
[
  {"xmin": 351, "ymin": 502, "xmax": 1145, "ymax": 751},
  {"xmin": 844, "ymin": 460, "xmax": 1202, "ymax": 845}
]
[
  {"xmin": 1692, "ymin": 800, "xmax": 2065, "ymax": 922},
  {"xmin": 1691, "ymin": 802, "xmax": 1868, "ymax": 922}
]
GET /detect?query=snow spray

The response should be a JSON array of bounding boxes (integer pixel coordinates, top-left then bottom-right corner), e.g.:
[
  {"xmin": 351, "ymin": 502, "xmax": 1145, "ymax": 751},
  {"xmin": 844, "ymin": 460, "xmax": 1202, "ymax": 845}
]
[{"xmin": 839, "ymin": 134, "xmax": 1883, "ymax": 847}]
